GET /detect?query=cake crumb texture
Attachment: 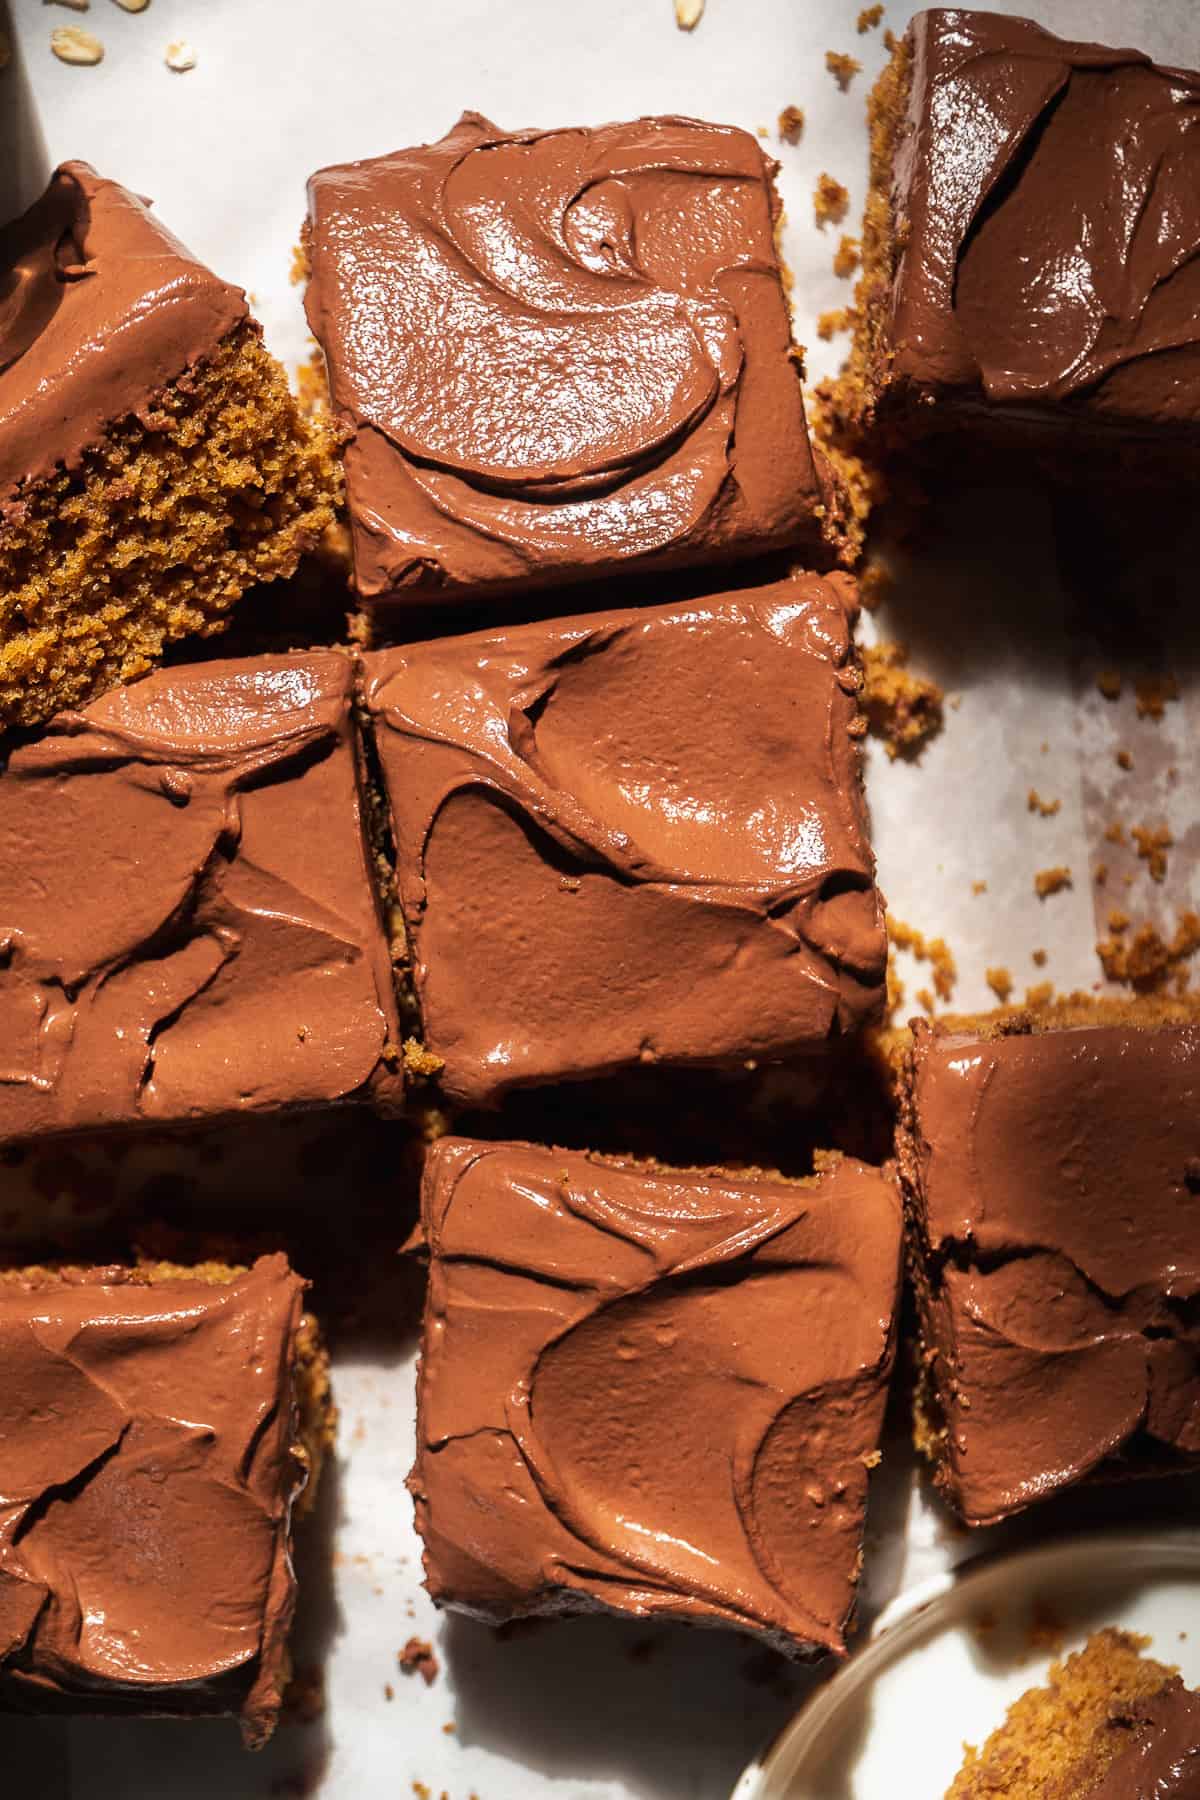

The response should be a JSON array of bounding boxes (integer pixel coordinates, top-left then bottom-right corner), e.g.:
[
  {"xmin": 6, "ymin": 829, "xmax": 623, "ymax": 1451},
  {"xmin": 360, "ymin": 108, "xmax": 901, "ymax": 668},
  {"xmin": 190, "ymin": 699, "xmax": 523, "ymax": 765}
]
[
  {"xmin": 861, "ymin": 640, "xmax": 944, "ymax": 759},
  {"xmin": 814, "ymin": 172, "xmax": 850, "ymax": 226},
  {"xmin": 0, "ymin": 321, "xmax": 339, "ymax": 728}
]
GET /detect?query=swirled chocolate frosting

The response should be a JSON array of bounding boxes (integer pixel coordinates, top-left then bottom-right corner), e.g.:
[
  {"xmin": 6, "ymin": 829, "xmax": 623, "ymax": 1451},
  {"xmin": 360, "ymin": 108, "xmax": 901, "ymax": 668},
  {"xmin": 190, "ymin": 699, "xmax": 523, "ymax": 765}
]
[
  {"xmin": 885, "ymin": 10, "xmax": 1200, "ymax": 439},
  {"xmin": 0, "ymin": 1255, "xmax": 306, "ymax": 1745},
  {"xmin": 364, "ymin": 572, "xmax": 885, "ymax": 1108},
  {"xmin": 0, "ymin": 161, "xmax": 246, "ymax": 513},
  {"xmin": 0, "ymin": 652, "xmax": 400, "ymax": 1143},
  {"xmin": 1087, "ymin": 1680, "xmax": 1200, "ymax": 1798},
  {"xmin": 410, "ymin": 1139, "xmax": 901, "ymax": 1654},
  {"xmin": 306, "ymin": 113, "xmax": 841, "ymax": 610},
  {"xmin": 898, "ymin": 1015, "xmax": 1200, "ymax": 1525}
]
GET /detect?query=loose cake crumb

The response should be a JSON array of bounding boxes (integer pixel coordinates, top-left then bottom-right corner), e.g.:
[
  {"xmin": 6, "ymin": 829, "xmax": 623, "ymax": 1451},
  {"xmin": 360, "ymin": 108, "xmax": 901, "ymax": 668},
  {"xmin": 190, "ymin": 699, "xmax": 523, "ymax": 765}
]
[
  {"xmin": 1131, "ymin": 823, "xmax": 1172, "ymax": 883},
  {"xmin": 888, "ymin": 915, "xmax": 957, "ymax": 1002},
  {"xmin": 50, "ymin": 24, "xmax": 104, "ymax": 61},
  {"xmin": 384, "ymin": 1683, "xmax": 394, "ymax": 1701},
  {"xmin": 971, "ymin": 880, "xmax": 988, "ymax": 896},
  {"xmin": 442, "ymin": 1723, "xmax": 456, "ymax": 1736},
  {"xmin": 985, "ymin": 968, "xmax": 1013, "ymax": 1004},
  {"xmin": 1034, "ymin": 867, "xmax": 1072, "ymax": 899},
  {"xmin": 862, "ymin": 1448, "xmax": 882, "ymax": 1468},
  {"xmin": 860, "ymin": 641, "xmax": 944, "ymax": 759},
  {"xmin": 289, "ymin": 242, "xmax": 311, "ymax": 287},
  {"xmin": 778, "ymin": 104, "xmax": 805, "ymax": 144},
  {"xmin": 1025, "ymin": 981, "xmax": 1055, "ymax": 1008},
  {"xmin": 833, "ymin": 233, "xmax": 861, "ymax": 277},
  {"xmin": 403, "ymin": 1038, "xmax": 445, "ymax": 1079},
  {"xmin": 814, "ymin": 172, "xmax": 850, "ymax": 227},
  {"xmin": 916, "ymin": 987, "xmax": 935, "ymax": 1015},
  {"xmin": 817, "ymin": 308, "xmax": 853, "ymax": 341},
  {"xmin": 858, "ymin": 563, "xmax": 891, "ymax": 611},
  {"xmin": 1097, "ymin": 910, "xmax": 1200, "ymax": 991},
  {"xmin": 113, "ymin": 0, "xmax": 151, "ymax": 10},
  {"xmin": 1095, "ymin": 862, "xmax": 1108, "ymax": 885},
  {"xmin": 826, "ymin": 50, "xmax": 861, "ymax": 90},
  {"xmin": 857, "ymin": 4, "xmax": 884, "ymax": 29},
  {"xmin": 1096, "ymin": 669, "xmax": 1122, "ymax": 700},
  {"xmin": 882, "ymin": 26, "xmax": 897, "ymax": 50},
  {"xmin": 674, "ymin": 0, "xmax": 704, "ymax": 29},
  {"xmin": 1116, "ymin": 748, "xmax": 1133, "ymax": 770},
  {"xmin": 1134, "ymin": 674, "xmax": 1179, "ymax": 719},
  {"xmin": 399, "ymin": 1637, "xmax": 440, "ymax": 1687},
  {"xmin": 1026, "ymin": 789, "xmax": 1060, "ymax": 817},
  {"xmin": 1105, "ymin": 821, "xmax": 1127, "ymax": 846},
  {"xmin": 1108, "ymin": 908, "xmax": 1131, "ymax": 932},
  {"xmin": 1032, "ymin": 948, "xmax": 1047, "ymax": 967},
  {"xmin": 164, "ymin": 38, "xmax": 196, "ymax": 71}
]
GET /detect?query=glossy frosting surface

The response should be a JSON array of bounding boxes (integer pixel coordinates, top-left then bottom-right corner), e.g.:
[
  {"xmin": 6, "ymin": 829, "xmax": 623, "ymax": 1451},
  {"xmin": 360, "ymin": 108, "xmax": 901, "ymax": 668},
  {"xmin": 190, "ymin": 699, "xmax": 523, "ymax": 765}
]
[
  {"xmin": 0, "ymin": 652, "xmax": 399, "ymax": 1142},
  {"xmin": 0, "ymin": 161, "xmax": 246, "ymax": 509},
  {"xmin": 365, "ymin": 573, "xmax": 885, "ymax": 1106},
  {"xmin": 0, "ymin": 1255, "xmax": 304, "ymax": 1743},
  {"xmin": 1087, "ymin": 1680, "xmax": 1200, "ymax": 1798},
  {"xmin": 410, "ymin": 1139, "xmax": 901, "ymax": 1652},
  {"xmin": 890, "ymin": 10, "xmax": 1200, "ymax": 429},
  {"xmin": 306, "ymin": 113, "xmax": 828, "ymax": 604},
  {"xmin": 901, "ymin": 1018, "xmax": 1200, "ymax": 1524}
]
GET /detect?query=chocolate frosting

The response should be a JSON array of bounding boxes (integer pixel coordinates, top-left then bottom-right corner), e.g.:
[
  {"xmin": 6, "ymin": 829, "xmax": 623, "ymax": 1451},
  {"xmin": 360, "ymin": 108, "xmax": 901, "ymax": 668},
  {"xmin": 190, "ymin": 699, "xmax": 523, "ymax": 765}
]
[
  {"xmin": 1086, "ymin": 1680, "xmax": 1200, "ymax": 1799},
  {"xmin": 306, "ymin": 113, "xmax": 833, "ymax": 606},
  {"xmin": 0, "ymin": 651, "xmax": 400, "ymax": 1142},
  {"xmin": 0, "ymin": 161, "xmax": 247, "ymax": 512},
  {"xmin": 899, "ymin": 1018, "xmax": 1200, "ymax": 1524},
  {"xmin": 364, "ymin": 573, "xmax": 885, "ymax": 1107},
  {"xmin": 0, "ymin": 1255, "xmax": 305, "ymax": 1745},
  {"xmin": 410, "ymin": 1140, "xmax": 901, "ymax": 1653},
  {"xmin": 890, "ymin": 11, "xmax": 1200, "ymax": 432}
]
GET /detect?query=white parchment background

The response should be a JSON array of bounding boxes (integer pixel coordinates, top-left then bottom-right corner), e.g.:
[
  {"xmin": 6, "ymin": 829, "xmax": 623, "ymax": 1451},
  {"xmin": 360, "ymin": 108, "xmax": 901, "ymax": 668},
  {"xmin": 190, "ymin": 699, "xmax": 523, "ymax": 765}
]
[{"xmin": 2, "ymin": 0, "xmax": 1198, "ymax": 1794}]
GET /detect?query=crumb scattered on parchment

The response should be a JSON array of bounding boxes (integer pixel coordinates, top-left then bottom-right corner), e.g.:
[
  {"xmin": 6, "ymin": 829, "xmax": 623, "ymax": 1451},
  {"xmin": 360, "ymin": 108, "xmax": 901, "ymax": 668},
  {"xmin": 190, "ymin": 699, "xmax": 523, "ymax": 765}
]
[
  {"xmin": 915, "ymin": 986, "xmax": 935, "ymax": 1015},
  {"xmin": 399, "ymin": 1637, "xmax": 440, "ymax": 1687},
  {"xmin": 858, "ymin": 563, "xmax": 891, "ymax": 611},
  {"xmin": 412, "ymin": 1784, "xmax": 431, "ymax": 1800},
  {"xmin": 857, "ymin": 4, "xmax": 884, "ymax": 29},
  {"xmin": 814, "ymin": 172, "xmax": 850, "ymax": 227},
  {"xmin": 1108, "ymin": 908, "xmax": 1131, "ymax": 932},
  {"xmin": 833, "ymin": 233, "xmax": 861, "ymax": 278},
  {"xmin": 1105, "ymin": 821, "xmax": 1127, "ymax": 846},
  {"xmin": 986, "ymin": 967, "xmax": 1013, "ymax": 1004},
  {"xmin": 403, "ymin": 1038, "xmax": 445, "ymax": 1079},
  {"xmin": 289, "ymin": 241, "xmax": 311, "ymax": 287},
  {"xmin": 826, "ymin": 50, "xmax": 861, "ymax": 90},
  {"xmin": 1027, "ymin": 789, "xmax": 1061, "ymax": 817},
  {"xmin": 1095, "ymin": 862, "xmax": 1108, "ymax": 885},
  {"xmin": 384, "ymin": 1683, "xmax": 395, "ymax": 1702},
  {"xmin": 113, "ymin": 0, "xmax": 152, "ymax": 11},
  {"xmin": 860, "ymin": 641, "xmax": 944, "ymax": 760},
  {"xmin": 282, "ymin": 1664, "xmax": 326, "ymax": 1723},
  {"xmin": 295, "ymin": 347, "xmax": 330, "ymax": 419},
  {"xmin": 1035, "ymin": 867, "xmax": 1072, "ymax": 899},
  {"xmin": 165, "ymin": 38, "xmax": 196, "ymax": 70},
  {"xmin": 778, "ymin": 104, "xmax": 805, "ymax": 143},
  {"xmin": 883, "ymin": 25, "xmax": 897, "ymax": 50},
  {"xmin": 1096, "ymin": 669, "xmax": 1122, "ymax": 700},
  {"xmin": 888, "ymin": 915, "xmax": 957, "ymax": 1003},
  {"xmin": 971, "ymin": 880, "xmax": 988, "ymax": 896},
  {"xmin": 1025, "ymin": 981, "xmax": 1055, "ymax": 1008},
  {"xmin": 1116, "ymin": 748, "xmax": 1133, "ymax": 770},
  {"xmin": 1135, "ymin": 674, "xmax": 1179, "ymax": 720},
  {"xmin": 442, "ymin": 1722, "xmax": 457, "ymax": 1736},
  {"xmin": 1097, "ymin": 910, "xmax": 1200, "ymax": 992},
  {"xmin": 674, "ymin": 0, "xmax": 704, "ymax": 29},
  {"xmin": 1132, "ymin": 823, "xmax": 1172, "ymax": 884},
  {"xmin": 50, "ymin": 24, "xmax": 104, "ymax": 61},
  {"xmin": 817, "ymin": 308, "xmax": 853, "ymax": 341},
  {"xmin": 1032, "ymin": 948, "xmax": 1047, "ymax": 967}
]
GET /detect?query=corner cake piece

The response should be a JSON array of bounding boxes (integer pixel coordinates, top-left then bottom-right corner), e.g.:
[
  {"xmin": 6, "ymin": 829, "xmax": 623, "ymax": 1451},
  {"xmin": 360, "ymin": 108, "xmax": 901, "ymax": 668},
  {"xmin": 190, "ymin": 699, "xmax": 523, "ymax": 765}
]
[
  {"xmin": 948, "ymin": 1629, "xmax": 1200, "ymax": 1799},
  {"xmin": 0, "ymin": 162, "xmax": 340, "ymax": 729},
  {"xmin": 896, "ymin": 999, "xmax": 1200, "ymax": 1526},
  {"xmin": 409, "ymin": 1138, "xmax": 902, "ymax": 1655},
  {"xmin": 363, "ymin": 570, "xmax": 886, "ymax": 1108},
  {"xmin": 0, "ymin": 1253, "xmax": 333, "ymax": 1746},
  {"xmin": 0, "ymin": 651, "xmax": 401, "ymax": 1144},
  {"xmin": 840, "ymin": 10, "xmax": 1200, "ymax": 464},
  {"xmin": 305, "ymin": 112, "xmax": 850, "ymax": 619}
]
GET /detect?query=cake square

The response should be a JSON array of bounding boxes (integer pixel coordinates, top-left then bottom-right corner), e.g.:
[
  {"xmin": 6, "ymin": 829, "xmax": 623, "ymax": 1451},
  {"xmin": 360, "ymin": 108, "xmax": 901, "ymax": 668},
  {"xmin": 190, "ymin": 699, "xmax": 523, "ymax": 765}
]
[
  {"xmin": 0, "ymin": 651, "xmax": 401, "ymax": 1143},
  {"xmin": 897, "ymin": 1005, "xmax": 1200, "ymax": 1526},
  {"xmin": 363, "ymin": 571, "xmax": 885, "ymax": 1108},
  {"xmin": 0, "ymin": 163, "xmax": 339, "ymax": 729},
  {"xmin": 409, "ymin": 1139, "xmax": 902, "ymax": 1655},
  {"xmin": 845, "ymin": 11, "xmax": 1200, "ymax": 461},
  {"xmin": 305, "ymin": 112, "xmax": 848, "ymax": 617},
  {"xmin": 0, "ymin": 1254, "xmax": 331, "ymax": 1745}
]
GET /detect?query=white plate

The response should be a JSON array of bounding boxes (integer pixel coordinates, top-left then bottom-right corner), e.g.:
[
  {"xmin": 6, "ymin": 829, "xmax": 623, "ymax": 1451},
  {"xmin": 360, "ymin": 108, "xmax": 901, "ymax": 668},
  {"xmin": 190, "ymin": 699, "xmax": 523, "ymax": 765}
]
[{"xmin": 734, "ymin": 1531, "xmax": 1200, "ymax": 1800}]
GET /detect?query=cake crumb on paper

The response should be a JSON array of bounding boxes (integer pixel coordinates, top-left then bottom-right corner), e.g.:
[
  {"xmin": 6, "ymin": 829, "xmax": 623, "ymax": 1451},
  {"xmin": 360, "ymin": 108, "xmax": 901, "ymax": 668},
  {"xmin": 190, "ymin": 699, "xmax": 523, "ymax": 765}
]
[
  {"xmin": 50, "ymin": 24, "xmax": 104, "ymax": 61},
  {"xmin": 1116, "ymin": 747, "xmax": 1133, "ymax": 770},
  {"xmin": 833, "ymin": 233, "xmax": 861, "ymax": 277},
  {"xmin": 1034, "ymin": 867, "xmax": 1071, "ymax": 899},
  {"xmin": 825, "ymin": 50, "xmax": 861, "ymax": 90},
  {"xmin": 1097, "ymin": 910, "xmax": 1200, "ymax": 992},
  {"xmin": 985, "ymin": 967, "xmax": 1013, "ymax": 1004},
  {"xmin": 113, "ymin": 0, "xmax": 152, "ymax": 11},
  {"xmin": 887, "ymin": 915, "xmax": 957, "ymax": 1003},
  {"xmin": 1134, "ymin": 674, "xmax": 1179, "ymax": 719},
  {"xmin": 1132, "ymin": 824, "xmax": 1172, "ymax": 884},
  {"xmin": 858, "ymin": 563, "xmax": 891, "ymax": 611},
  {"xmin": 971, "ymin": 880, "xmax": 987, "ymax": 896},
  {"xmin": 674, "ymin": 0, "xmax": 704, "ymax": 29},
  {"xmin": 1032, "ymin": 948, "xmax": 1047, "ymax": 967},
  {"xmin": 814, "ymin": 172, "xmax": 850, "ymax": 227},
  {"xmin": 399, "ymin": 1637, "xmax": 440, "ymax": 1687},
  {"xmin": 857, "ymin": 4, "xmax": 884, "ymax": 28},
  {"xmin": 817, "ymin": 308, "xmax": 852, "ymax": 341},
  {"xmin": 1105, "ymin": 820, "xmax": 1127, "ymax": 846},
  {"xmin": 1027, "ymin": 789, "xmax": 1060, "ymax": 817},
  {"xmin": 1025, "ymin": 981, "xmax": 1055, "ymax": 1008},
  {"xmin": 164, "ymin": 37, "xmax": 195, "ymax": 70},
  {"xmin": 1096, "ymin": 669, "xmax": 1122, "ymax": 700},
  {"xmin": 861, "ymin": 641, "xmax": 944, "ymax": 760},
  {"xmin": 778, "ymin": 104, "xmax": 805, "ymax": 144},
  {"xmin": 883, "ymin": 26, "xmax": 897, "ymax": 50}
]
